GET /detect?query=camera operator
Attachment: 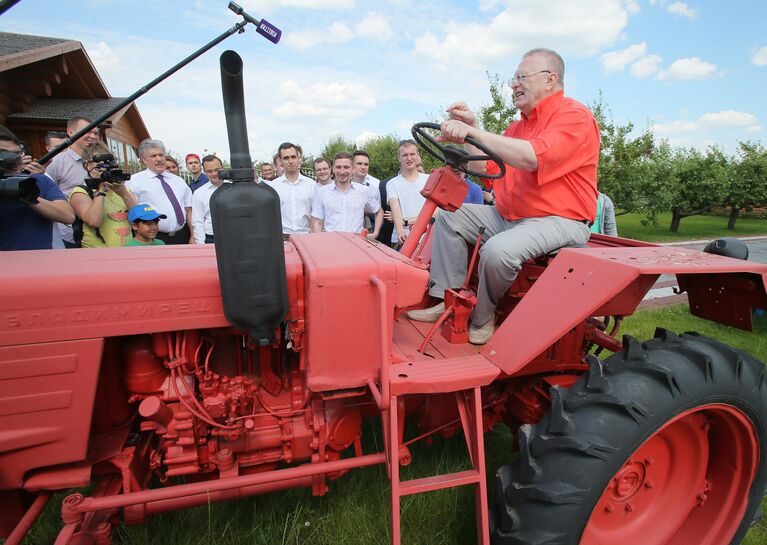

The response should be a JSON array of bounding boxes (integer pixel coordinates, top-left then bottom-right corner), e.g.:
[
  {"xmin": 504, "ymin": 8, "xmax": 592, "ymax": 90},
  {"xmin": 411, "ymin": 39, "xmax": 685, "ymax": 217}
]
[
  {"xmin": 69, "ymin": 143, "xmax": 137, "ymax": 247},
  {"xmin": 0, "ymin": 126, "xmax": 75, "ymax": 251}
]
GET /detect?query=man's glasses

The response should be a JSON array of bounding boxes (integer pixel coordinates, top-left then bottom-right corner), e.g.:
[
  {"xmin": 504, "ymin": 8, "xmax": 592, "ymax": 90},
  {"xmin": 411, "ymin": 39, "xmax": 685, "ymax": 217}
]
[{"xmin": 510, "ymin": 70, "xmax": 552, "ymax": 85}]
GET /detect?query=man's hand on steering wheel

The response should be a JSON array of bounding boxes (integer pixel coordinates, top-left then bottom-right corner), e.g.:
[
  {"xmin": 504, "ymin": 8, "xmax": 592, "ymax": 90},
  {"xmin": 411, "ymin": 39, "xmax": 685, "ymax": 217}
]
[
  {"xmin": 438, "ymin": 102, "xmax": 480, "ymax": 144},
  {"xmin": 437, "ymin": 119, "xmax": 474, "ymax": 145},
  {"xmin": 411, "ymin": 121, "xmax": 506, "ymax": 180}
]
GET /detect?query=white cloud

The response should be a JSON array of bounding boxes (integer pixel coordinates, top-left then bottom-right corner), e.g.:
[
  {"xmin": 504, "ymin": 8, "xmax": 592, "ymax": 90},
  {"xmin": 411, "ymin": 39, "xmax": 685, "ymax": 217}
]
[
  {"xmin": 600, "ymin": 42, "xmax": 647, "ymax": 73},
  {"xmin": 357, "ymin": 12, "xmax": 393, "ymax": 42},
  {"xmin": 622, "ymin": 0, "xmax": 640, "ymax": 14},
  {"xmin": 241, "ymin": 0, "xmax": 354, "ymax": 13},
  {"xmin": 273, "ymin": 81, "xmax": 376, "ymax": 123},
  {"xmin": 280, "ymin": 0, "xmax": 354, "ymax": 5},
  {"xmin": 653, "ymin": 119, "xmax": 698, "ymax": 134},
  {"xmin": 138, "ymin": 102, "xmax": 232, "ymax": 157},
  {"xmin": 630, "ymin": 54, "xmax": 662, "ymax": 77},
  {"xmin": 666, "ymin": 1, "xmax": 698, "ymax": 19},
  {"xmin": 355, "ymin": 131, "xmax": 379, "ymax": 146},
  {"xmin": 753, "ymin": 46, "xmax": 767, "ymax": 66},
  {"xmin": 87, "ymin": 41, "xmax": 120, "ymax": 70},
  {"xmin": 284, "ymin": 21, "xmax": 354, "ymax": 49},
  {"xmin": 479, "ymin": 0, "xmax": 502, "ymax": 9},
  {"xmin": 284, "ymin": 13, "xmax": 392, "ymax": 49},
  {"xmin": 699, "ymin": 111, "xmax": 759, "ymax": 127},
  {"xmin": 653, "ymin": 110, "xmax": 760, "ymax": 136},
  {"xmin": 658, "ymin": 57, "xmax": 716, "ymax": 80},
  {"xmin": 414, "ymin": 0, "xmax": 633, "ymax": 69},
  {"xmin": 600, "ymin": 43, "xmax": 666, "ymax": 78}
]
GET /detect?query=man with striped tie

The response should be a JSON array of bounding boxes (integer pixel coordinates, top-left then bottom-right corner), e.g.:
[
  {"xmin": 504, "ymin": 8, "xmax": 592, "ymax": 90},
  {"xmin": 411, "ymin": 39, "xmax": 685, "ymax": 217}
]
[{"xmin": 126, "ymin": 139, "xmax": 194, "ymax": 244}]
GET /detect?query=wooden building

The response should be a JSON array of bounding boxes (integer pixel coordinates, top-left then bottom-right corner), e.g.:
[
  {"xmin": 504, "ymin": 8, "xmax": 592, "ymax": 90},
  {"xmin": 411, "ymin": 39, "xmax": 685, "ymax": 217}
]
[{"xmin": 0, "ymin": 31, "xmax": 149, "ymax": 170}]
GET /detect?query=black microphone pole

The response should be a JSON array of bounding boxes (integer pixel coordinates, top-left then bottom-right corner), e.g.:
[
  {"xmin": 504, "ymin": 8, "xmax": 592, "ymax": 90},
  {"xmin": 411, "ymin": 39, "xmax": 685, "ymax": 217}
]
[
  {"xmin": 38, "ymin": 2, "xmax": 280, "ymax": 165},
  {"xmin": 0, "ymin": 0, "xmax": 21, "ymax": 17}
]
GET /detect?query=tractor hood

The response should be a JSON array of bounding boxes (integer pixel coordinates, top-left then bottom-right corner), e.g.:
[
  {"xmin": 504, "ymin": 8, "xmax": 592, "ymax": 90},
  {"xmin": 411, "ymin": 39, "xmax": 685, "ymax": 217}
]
[
  {"xmin": 1, "ymin": 245, "xmax": 236, "ymax": 346},
  {"xmin": 0, "ymin": 234, "xmax": 430, "ymax": 352}
]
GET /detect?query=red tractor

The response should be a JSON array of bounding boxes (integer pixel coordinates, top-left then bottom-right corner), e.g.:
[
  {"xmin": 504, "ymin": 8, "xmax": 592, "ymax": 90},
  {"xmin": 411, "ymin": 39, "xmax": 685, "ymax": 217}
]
[{"xmin": 3, "ymin": 49, "xmax": 767, "ymax": 545}]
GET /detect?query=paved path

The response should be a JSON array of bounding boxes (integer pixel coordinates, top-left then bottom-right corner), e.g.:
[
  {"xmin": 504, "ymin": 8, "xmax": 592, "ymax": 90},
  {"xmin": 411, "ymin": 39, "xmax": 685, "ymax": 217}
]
[{"xmin": 639, "ymin": 236, "xmax": 767, "ymax": 309}]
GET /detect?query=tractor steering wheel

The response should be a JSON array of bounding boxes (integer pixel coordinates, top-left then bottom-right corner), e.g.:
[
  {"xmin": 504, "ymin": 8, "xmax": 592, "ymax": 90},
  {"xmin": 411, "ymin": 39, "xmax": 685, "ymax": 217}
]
[{"xmin": 411, "ymin": 122, "xmax": 506, "ymax": 180}]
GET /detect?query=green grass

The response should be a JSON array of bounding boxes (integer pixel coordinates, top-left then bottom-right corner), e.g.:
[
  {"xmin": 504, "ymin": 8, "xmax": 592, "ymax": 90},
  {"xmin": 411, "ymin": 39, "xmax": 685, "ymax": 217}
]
[
  {"xmin": 10, "ymin": 307, "xmax": 767, "ymax": 545},
  {"xmin": 616, "ymin": 212, "xmax": 767, "ymax": 242}
]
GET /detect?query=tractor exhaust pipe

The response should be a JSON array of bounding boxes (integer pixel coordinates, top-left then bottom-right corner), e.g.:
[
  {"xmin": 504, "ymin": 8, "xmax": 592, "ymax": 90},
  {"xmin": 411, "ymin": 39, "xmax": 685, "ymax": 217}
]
[
  {"xmin": 210, "ymin": 50, "xmax": 288, "ymax": 345},
  {"xmin": 218, "ymin": 51, "xmax": 255, "ymax": 182}
]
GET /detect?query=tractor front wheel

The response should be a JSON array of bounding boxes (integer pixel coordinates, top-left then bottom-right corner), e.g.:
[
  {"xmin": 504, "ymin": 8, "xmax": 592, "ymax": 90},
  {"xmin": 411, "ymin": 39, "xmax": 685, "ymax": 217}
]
[{"xmin": 491, "ymin": 329, "xmax": 767, "ymax": 545}]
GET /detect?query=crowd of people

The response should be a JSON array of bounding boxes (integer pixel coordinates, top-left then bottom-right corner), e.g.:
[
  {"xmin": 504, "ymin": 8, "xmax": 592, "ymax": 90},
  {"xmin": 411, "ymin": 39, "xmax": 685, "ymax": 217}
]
[
  {"xmin": 0, "ymin": 121, "xmax": 502, "ymax": 251},
  {"xmin": 1, "ymin": 47, "xmax": 619, "ymax": 346}
]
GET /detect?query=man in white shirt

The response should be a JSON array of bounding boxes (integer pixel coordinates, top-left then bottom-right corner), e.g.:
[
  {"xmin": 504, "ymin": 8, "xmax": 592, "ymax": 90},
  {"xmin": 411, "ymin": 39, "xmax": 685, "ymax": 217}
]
[
  {"xmin": 264, "ymin": 142, "xmax": 316, "ymax": 235},
  {"xmin": 352, "ymin": 150, "xmax": 384, "ymax": 230},
  {"xmin": 192, "ymin": 155, "xmax": 225, "ymax": 244},
  {"xmin": 258, "ymin": 161, "xmax": 276, "ymax": 182},
  {"xmin": 45, "ymin": 116, "xmax": 99, "ymax": 247},
  {"xmin": 386, "ymin": 139, "xmax": 430, "ymax": 245},
  {"xmin": 313, "ymin": 157, "xmax": 332, "ymax": 186},
  {"xmin": 352, "ymin": 150, "xmax": 380, "ymax": 192},
  {"xmin": 311, "ymin": 152, "xmax": 381, "ymax": 236},
  {"xmin": 126, "ymin": 138, "xmax": 194, "ymax": 244}
]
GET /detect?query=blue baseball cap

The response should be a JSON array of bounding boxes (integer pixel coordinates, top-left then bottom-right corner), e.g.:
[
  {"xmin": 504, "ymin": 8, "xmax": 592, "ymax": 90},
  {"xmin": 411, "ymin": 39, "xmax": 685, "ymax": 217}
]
[{"xmin": 129, "ymin": 203, "xmax": 167, "ymax": 223}]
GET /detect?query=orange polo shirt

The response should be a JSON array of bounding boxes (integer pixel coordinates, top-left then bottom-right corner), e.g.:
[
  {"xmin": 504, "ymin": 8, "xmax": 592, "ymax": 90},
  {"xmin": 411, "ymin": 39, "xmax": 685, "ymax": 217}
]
[{"xmin": 485, "ymin": 91, "xmax": 599, "ymax": 222}]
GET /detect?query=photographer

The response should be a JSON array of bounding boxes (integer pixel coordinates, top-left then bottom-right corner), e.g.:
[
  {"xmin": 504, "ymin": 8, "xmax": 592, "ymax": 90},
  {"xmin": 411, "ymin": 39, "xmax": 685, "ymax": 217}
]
[
  {"xmin": 0, "ymin": 126, "xmax": 75, "ymax": 251},
  {"xmin": 69, "ymin": 143, "xmax": 137, "ymax": 247}
]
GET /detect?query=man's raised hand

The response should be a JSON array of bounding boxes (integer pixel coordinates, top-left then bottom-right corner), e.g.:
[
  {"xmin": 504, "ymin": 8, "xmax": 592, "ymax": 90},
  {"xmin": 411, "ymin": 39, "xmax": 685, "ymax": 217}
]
[{"xmin": 446, "ymin": 102, "xmax": 478, "ymax": 127}]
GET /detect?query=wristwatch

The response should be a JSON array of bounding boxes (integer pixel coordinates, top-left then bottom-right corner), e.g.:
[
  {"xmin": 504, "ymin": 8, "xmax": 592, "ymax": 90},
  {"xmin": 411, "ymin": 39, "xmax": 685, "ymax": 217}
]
[{"xmin": 94, "ymin": 191, "xmax": 107, "ymax": 197}]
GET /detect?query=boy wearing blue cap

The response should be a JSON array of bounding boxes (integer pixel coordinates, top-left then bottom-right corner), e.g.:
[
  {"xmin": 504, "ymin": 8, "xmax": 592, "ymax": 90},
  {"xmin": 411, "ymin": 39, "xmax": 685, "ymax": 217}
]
[{"xmin": 126, "ymin": 203, "xmax": 167, "ymax": 246}]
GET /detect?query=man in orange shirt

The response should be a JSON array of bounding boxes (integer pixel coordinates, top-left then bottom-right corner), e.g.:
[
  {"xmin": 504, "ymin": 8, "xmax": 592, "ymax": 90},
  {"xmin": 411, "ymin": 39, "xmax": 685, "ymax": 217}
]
[{"xmin": 408, "ymin": 48, "xmax": 599, "ymax": 345}]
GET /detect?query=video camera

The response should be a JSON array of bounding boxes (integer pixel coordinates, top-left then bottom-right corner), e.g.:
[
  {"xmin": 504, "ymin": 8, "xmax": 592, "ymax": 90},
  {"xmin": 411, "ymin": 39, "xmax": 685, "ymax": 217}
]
[
  {"xmin": 84, "ymin": 152, "xmax": 131, "ymax": 190},
  {"xmin": 0, "ymin": 149, "xmax": 39, "ymax": 204}
]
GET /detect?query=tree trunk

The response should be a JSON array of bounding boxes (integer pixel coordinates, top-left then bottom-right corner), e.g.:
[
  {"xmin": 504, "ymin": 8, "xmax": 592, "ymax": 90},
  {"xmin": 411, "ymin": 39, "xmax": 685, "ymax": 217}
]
[
  {"xmin": 670, "ymin": 207, "xmax": 682, "ymax": 232},
  {"xmin": 727, "ymin": 207, "xmax": 740, "ymax": 230}
]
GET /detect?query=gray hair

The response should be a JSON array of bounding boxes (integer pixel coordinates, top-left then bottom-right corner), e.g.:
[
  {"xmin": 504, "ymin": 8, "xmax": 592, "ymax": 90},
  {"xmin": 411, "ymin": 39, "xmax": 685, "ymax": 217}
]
[
  {"xmin": 138, "ymin": 138, "xmax": 166, "ymax": 157},
  {"xmin": 523, "ymin": 48, "xmax": 565, "ymax": 85}
]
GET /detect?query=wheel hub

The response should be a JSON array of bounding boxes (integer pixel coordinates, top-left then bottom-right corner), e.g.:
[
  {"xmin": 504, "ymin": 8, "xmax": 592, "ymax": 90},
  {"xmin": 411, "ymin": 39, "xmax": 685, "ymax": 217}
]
[{"xmin": 609, "ymin": 460, "xmax": 646, "ymax": 502}]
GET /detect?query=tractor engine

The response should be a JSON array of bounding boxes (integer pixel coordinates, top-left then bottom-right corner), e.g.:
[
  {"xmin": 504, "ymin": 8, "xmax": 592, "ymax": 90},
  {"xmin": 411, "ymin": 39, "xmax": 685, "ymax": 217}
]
[{"xmin": 120, "ymin": 331, "xmax": 361, "ymax": 489}]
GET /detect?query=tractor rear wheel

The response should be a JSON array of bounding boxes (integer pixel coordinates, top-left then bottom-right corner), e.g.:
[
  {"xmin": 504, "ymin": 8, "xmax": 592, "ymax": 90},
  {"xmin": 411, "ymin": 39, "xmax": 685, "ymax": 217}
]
[{"xmin": 491, "ymin": 329, "xmax": 767, "ymax": 545}]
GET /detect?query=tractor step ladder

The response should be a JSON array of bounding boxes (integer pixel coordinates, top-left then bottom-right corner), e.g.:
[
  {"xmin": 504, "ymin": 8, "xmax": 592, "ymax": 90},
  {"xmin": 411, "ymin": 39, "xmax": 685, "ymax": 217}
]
[{"xmin": 386, "ymin": 355, "xmax": 500, "ymax": 545}]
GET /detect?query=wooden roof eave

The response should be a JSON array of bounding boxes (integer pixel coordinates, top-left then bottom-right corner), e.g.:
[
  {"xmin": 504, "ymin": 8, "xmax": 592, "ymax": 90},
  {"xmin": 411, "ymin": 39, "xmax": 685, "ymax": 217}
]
[{"xmin": 0, "ymin": 39, "xmax": 81, "ymax": 72}]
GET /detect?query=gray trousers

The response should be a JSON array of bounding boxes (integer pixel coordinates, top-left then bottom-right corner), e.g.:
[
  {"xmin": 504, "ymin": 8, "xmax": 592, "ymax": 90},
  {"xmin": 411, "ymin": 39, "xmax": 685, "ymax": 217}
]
[{"xmin": 428, "ymin": 204, "xmax": 592, "ymax": 325}]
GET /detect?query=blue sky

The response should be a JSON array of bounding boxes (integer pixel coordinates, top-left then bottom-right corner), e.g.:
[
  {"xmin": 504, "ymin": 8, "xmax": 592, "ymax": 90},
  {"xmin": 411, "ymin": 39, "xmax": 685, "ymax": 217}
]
[{"xmin": 2, "ymin": 0, "xmax": 765, "ymax": 163}]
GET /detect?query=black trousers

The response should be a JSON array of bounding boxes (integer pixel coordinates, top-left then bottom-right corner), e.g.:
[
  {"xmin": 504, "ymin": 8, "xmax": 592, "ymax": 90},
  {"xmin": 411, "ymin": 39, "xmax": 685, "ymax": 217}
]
[{"xmin": 156, "ymin": 224, "xmax": 191, "ymax": 245}]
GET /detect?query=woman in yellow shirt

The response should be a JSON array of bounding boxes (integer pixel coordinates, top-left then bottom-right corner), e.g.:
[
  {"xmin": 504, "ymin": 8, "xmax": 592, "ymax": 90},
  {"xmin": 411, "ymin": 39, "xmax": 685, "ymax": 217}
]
[{"xmin": 69, "ymin": 144, "xmax": 137, "ymax": 247}]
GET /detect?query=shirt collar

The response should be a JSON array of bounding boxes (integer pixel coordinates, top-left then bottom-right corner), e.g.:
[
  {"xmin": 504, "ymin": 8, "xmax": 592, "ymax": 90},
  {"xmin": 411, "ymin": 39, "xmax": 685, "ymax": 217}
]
[
  {"xmin": 280, "ymin": 173, "xmax": 305, "ymax": 185},
  {"xmin": 331, "ymin": 181, "xmax": 357, "ymax": 192},
  {"xmin": 521, "ymin": 90, "xmax": 565, "ymax": 122},
  {"xmin": 65, "ymin": 148, "xmax": 83, "ymax": 162}
]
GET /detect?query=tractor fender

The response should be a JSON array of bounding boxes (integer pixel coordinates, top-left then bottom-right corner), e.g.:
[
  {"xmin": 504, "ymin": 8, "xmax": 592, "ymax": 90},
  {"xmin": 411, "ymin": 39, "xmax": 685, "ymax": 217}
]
[{"xmin": 482, "ymin": 246, "xmax": 767, "ymax": 377}]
